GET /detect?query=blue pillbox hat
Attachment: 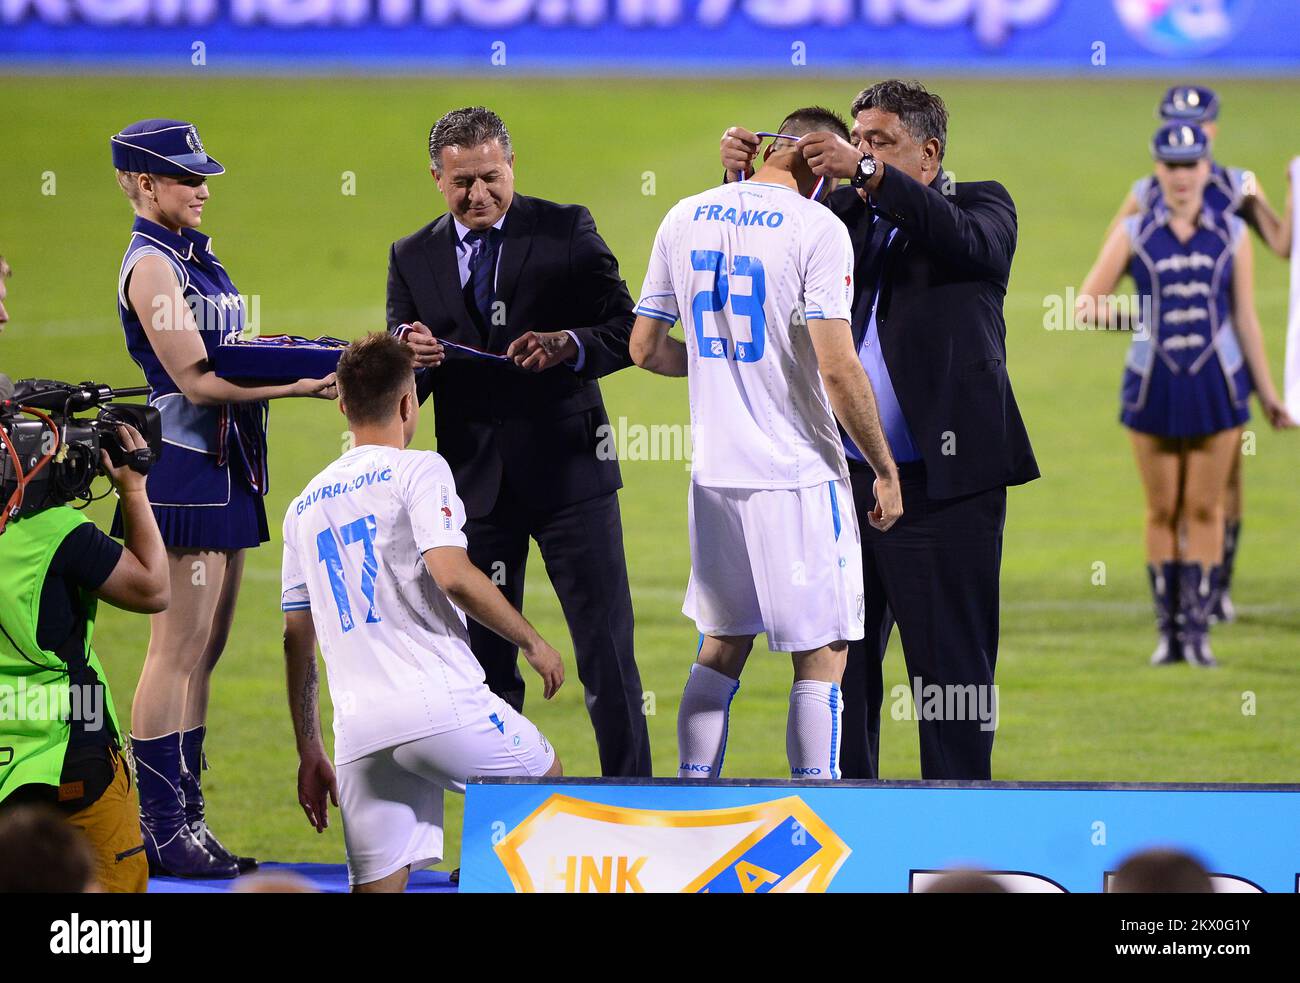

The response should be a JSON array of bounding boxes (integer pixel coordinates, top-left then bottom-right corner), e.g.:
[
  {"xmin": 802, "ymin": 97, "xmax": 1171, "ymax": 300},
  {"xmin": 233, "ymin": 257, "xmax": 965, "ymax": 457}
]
[
  {"xmin": 1151, "ymin": 122, "xmax": 1211, "ymax": 163},
  {"xmin": 1158, "ymin": 86, "xmax": 1219, "ymax": 123},
  {"xmin": 110, "ymin": 119, "xmax": 225, "ymax": 176}
]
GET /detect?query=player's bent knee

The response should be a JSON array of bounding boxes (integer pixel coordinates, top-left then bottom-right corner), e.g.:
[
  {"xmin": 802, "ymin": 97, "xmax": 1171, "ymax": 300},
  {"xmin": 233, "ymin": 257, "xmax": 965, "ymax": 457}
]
[{"xmin": 544, "ymin": 750, "xmax": 563, "ymax": 778}]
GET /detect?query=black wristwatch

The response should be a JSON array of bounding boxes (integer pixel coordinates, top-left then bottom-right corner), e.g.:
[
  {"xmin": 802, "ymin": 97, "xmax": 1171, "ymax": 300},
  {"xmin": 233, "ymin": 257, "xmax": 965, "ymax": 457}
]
[{"xmin": 850, "ymin": 153, "xmax": 878, "ymax": 189}]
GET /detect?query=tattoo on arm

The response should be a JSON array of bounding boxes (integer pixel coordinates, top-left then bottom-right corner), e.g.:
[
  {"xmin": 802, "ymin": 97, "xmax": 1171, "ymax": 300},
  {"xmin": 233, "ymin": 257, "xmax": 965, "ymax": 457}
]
[{"xmin": 299, "ymin": 657, "xmax": 319, "ymax": 741}]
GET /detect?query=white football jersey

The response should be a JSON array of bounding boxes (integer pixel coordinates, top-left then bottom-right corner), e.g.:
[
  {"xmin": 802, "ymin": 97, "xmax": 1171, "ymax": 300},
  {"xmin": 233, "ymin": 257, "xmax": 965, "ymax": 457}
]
[
  {"xmin": 281, "ymin": 444, "xmax": 495, "ymax": 765},
  {"xmin": 635, "ymin": 180, "xmax": 856, "ymax": 489}
]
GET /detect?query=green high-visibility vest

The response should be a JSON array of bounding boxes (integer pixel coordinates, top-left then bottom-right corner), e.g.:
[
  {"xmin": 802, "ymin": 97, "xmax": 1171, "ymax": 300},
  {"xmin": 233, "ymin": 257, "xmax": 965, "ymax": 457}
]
[{"xmin": 0, "ymin": 506, "xmax": 121, "ymax": 805}]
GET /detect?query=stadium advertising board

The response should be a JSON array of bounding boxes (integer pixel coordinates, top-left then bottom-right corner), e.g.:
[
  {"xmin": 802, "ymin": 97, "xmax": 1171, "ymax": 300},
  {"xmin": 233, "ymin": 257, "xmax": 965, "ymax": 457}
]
[
  {"xmin": 1, "ymin": 0, "xmax": 1295, "ymax": 71},
  {"xmin": 460, "ymin": 779, "xmax": 1300, "ymax": 893}
]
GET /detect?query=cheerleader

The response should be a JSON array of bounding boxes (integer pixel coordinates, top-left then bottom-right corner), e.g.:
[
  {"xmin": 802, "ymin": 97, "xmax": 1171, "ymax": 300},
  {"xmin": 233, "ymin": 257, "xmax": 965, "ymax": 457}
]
[
  {"xmin": 1077, "ymin": 122, "xmax": 1294, "ymax": 667},
  {"xmin": 110, "ymin": 119, "xmax": 336, "ymax": 877},
  {"xmin": 1107, "ymin": 85, "xmax": 1295, "ymax": 622}
]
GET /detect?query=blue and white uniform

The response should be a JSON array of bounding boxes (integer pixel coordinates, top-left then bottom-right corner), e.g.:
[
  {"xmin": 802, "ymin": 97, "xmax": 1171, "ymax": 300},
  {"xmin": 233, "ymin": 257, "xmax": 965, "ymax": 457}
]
[
  {"xmin": 112, "ymin": 216, "xmax": 270, "ymax": 548},
  {"xmin": 281, "ymin": 445, "xmax": 555, "ymax": 885},
  {"xmin": 636, "ymin": 180, "xmax": 864, "ymax": 652},
  {"xmin": 1120, "ymin": 199, "xmax": 1250, "ymax": 437},
  {"xmin": 1130, "ymin": 161, "xmax": 1255, "ymax": 409}
]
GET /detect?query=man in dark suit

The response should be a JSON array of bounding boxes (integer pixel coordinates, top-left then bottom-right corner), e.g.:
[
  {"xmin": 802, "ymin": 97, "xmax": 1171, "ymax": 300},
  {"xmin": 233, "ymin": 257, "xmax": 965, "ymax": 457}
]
[
  {"xmin": 724, "ymin": 80, "xmax": 1039, "ymax": 780},
  {"xmin": 386, "ymin": 106, "xmax": 651, "ymax": 777}
]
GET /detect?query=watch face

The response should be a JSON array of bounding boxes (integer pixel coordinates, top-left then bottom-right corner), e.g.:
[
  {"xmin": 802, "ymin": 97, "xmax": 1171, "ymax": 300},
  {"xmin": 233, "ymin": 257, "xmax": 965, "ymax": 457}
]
[{"xmin": 853, "ymin": 154, "xmax": 876, "ymax": 187}]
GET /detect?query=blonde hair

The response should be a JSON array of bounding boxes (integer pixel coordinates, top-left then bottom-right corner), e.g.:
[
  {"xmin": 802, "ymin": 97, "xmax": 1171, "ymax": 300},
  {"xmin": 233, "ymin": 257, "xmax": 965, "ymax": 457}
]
[
  {"xmin": 115, "ymin": 168, "xmax": 147, "ymax": 206},
  {"xmin": 0, "ymin": 255, "xmax": 10, "ymax": 279}
]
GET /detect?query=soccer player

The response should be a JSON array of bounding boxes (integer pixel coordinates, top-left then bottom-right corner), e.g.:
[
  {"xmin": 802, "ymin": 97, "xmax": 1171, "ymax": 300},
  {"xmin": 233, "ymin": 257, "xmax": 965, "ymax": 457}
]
[
  {"xmin": 281, "ymin": 333, "xmax": 564, "ymax": 892},
  {"xmin": 1106, "ymin": 86, "xmax": 1296, "ymax": 624},
  {"xmin": 629, "ymin": 106, "xmax": 902, "ymax": 781}
]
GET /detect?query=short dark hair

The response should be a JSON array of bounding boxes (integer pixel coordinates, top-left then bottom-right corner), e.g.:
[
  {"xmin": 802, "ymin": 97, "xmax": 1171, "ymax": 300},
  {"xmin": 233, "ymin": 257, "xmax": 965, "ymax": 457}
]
[
  {"xmin": 336, "ymin": 332, "xmax": 416, "ymax": 426},
  {"xmin": 428, "ymin": 107, "xmax": 513, "ymax": 174},
  {"xmin": 1112, "ymin": 848, "xmax": 1213, "ymax": 893},
  {"xmin": 778, "ymin": 105, "xmax": 850, "ymax": 142},
  {"xmin": 851, "ymin": 80, "xmax": 948, "ymax": 161},
  {"xmin": 920, "ymin": 869, "xmax": 1009, "ymax": 894},
  {"xmin": 0, "ymin": 804, "xmax": 96, "ymax": 892}
]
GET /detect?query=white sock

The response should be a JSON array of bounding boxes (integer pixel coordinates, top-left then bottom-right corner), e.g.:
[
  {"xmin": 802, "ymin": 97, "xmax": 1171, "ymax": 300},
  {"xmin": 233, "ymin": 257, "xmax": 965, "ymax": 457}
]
[
  {"xmin": 677, "ymin": 663, "xmax": 740, "ymax": 779},
  {"xmin": 787, "ymin": 680, "xmax": 842, "ymax": 780}
]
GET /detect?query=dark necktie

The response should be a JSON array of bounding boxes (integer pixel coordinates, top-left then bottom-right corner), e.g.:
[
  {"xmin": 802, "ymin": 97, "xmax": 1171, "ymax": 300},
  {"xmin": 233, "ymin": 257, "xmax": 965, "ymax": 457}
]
[
  {"xmin": 463, "ymin": 228, "xmax": 499, "ymax": 333},
  {"xmin": 852, "ymin": 213, "xmax": 895, "ymax": 349}
]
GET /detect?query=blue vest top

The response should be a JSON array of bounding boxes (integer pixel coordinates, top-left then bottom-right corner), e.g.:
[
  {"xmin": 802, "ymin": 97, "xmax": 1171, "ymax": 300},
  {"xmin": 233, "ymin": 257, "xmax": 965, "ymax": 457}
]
[
  {"xmin": 117, "ymin": 216, "xmax": 268, "ymax": 495},
  {"xmin": 1122, "ymin": 200, "xmax": 1245, "ymax": 396}
]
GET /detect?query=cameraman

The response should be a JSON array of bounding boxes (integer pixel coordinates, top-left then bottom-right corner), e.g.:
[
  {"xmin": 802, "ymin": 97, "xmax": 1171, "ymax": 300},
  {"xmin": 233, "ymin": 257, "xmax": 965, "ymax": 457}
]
[{"xmin": 0, "ymin": 419, "xmax": 169, "ymax": 893}]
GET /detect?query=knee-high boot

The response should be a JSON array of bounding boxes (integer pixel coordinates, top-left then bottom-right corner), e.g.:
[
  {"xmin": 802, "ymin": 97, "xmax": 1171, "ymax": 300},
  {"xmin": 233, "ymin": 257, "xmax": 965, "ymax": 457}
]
[
  {"xmin": 1148, "ymin": 561, "xmax": 1181, "ymax": 666},
  {"xmin": 180, "ymin": 726, "xmax": 258, "ymax": 874},
  {"xmin": 131, "ymin": 731, "xmax": 238, "ymax": 879}
]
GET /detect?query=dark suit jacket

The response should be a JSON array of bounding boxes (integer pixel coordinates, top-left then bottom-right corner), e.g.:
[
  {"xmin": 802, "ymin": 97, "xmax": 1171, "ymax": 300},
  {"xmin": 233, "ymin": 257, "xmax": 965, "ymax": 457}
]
[
  {"xmin": 827, "ymin": 169, "xmax": 1039, "ymax": 500},
  {"xmin": 386, "ymin": 193, "xmax": 634, "ymax": 518}
]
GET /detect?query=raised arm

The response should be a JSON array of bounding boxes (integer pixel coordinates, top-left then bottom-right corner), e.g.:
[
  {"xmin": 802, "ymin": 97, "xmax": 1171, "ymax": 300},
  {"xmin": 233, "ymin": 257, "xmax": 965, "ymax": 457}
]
[
  {"xmin": 127, "ymin": 255, "xmax": 336, "ymax": 406},
  {"xmin": 94, "ymin": 424, "xmax": 169, "ymax": 614},
  {"xmin": 720, "ymin": 126, "xmax": 760, "ymax": 184},
  {"xmin": 868, "ymin": 165, "xmax": 1017, "ymax": 279}
]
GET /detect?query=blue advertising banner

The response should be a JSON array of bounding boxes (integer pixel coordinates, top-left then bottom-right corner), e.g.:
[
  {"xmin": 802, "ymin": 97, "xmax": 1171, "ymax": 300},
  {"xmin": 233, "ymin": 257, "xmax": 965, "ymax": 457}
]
[
  {"xmin": 460, "ymin": 778, "xmax": 1300, "ymax": 893},
  {"xmin": 0, "ymin": 0, "xmax": 1296, "ymax": 72}
]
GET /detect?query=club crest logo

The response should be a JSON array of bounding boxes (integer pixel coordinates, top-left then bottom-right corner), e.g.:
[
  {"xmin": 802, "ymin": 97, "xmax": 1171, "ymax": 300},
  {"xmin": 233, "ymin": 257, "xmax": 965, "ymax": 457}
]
[
  {"xmin": 493, "ymin": 794, "xmax": 850, "ymax": 893},
  {"xmin": 186, "ymin": 126, "xmax": 204, "ymax": 154}
]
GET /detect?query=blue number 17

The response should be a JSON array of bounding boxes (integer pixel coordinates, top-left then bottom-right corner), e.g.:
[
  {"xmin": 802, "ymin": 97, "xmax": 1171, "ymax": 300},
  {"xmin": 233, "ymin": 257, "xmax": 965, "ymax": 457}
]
[{"xmin": 316, "ymin": 514, "xmax": 382, "ymax": 633}]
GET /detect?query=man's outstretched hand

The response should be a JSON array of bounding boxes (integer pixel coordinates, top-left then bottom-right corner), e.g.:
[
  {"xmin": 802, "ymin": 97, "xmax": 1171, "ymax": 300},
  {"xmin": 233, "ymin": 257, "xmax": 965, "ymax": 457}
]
[
  {"xmin": 798, "ymin": 132, "xmax": 866, "ymax": 181},
  {"xmin": 721, "ymin": 126, "xmax": 760, "ymax": 178},
  {"xmin": 507, "ymin": 330, "xmax": 578, "ymax": 372},
  {"xmin": 401, "ymin": 321, "xmax": 445, "ymax": 369}
]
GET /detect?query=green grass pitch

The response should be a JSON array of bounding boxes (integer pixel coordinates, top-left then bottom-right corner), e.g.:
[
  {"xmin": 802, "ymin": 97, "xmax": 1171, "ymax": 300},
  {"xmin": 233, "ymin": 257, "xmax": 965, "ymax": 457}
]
[{"xmin": 2, "ymin": 75, "xmax": 1297, "ymax": 873}]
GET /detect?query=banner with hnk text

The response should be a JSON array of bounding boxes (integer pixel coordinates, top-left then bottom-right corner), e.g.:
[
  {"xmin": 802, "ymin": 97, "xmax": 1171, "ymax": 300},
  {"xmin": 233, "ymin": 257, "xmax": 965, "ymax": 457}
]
[
  {"xmin": 459, "ymin": 778, "xmax": 1300, "ymax": 893},
  {"xmin": 1, "ymin": 0, "xmax": 1298, "ymax": 71}
]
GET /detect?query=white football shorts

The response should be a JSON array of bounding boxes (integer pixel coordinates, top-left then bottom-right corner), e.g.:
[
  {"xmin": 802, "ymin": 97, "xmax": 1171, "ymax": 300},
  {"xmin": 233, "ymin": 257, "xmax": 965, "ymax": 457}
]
[
  {"xmin": 336, "ymin": 695, "xmax": 555, "ymax": 886},
  {"xmin": 683, "ymin": 477, "xmax": 865, "ymax": 652}
]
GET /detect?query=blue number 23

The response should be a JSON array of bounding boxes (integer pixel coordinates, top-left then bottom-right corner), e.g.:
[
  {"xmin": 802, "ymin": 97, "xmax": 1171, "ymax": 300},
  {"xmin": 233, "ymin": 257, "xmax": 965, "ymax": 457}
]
[{"xmin": 690, "ymin": 250, "xmax": 766, "ymax": 363}]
